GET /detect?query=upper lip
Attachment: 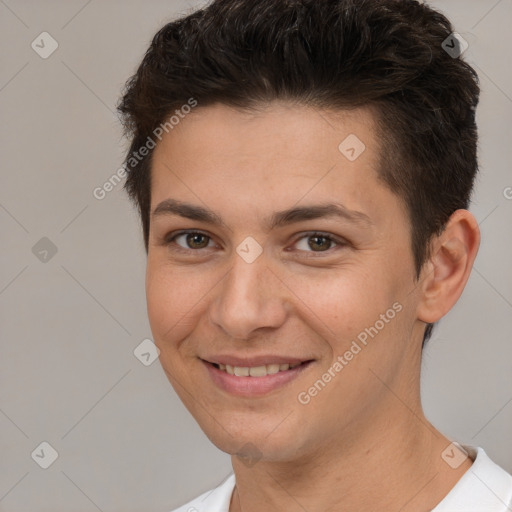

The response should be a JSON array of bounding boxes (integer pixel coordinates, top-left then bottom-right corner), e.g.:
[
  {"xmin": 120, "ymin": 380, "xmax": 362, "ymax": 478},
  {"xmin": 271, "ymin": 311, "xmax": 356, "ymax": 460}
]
[{"xmin": 202, "ymin": 355, "xmax": 314, "ymax": 367}]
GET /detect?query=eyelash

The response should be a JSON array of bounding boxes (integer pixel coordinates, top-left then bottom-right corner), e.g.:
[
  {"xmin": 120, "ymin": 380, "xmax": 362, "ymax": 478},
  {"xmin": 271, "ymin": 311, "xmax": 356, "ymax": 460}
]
[{"xmin": 163, "ymin": 230, "xmax": 347, "ymax": 256}]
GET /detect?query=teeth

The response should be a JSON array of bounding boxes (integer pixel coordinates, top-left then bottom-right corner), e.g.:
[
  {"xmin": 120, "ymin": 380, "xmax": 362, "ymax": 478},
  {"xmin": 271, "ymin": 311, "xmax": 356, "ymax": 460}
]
[
  {"xmin": 216, "ymin": 362, "xmax": 304, "ymax": 377},
  {"xmin": 249, "ymin": 366, "xmax": 267, "ymax": 377},
  {"xmin": 234, "ymin": 366, "xmax": 250, "ymax": 377},
  {"xmin": 266, "ymin": 364, "xmax": 280, "ymax": 374}
]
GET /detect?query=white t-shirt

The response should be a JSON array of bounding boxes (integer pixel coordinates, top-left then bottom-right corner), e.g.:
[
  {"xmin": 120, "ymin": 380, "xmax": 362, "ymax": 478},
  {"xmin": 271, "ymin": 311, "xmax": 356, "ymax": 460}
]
[{"xmin": 169, "ymin": 446, "xmax": 512, "ymax": 512}]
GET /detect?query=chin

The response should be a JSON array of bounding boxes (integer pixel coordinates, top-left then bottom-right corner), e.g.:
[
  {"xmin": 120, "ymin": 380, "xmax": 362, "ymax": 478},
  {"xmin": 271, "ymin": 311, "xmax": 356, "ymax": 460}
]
[{"xmin": 198, "ymin": 416, "xmax": 306, "ymax": 463}]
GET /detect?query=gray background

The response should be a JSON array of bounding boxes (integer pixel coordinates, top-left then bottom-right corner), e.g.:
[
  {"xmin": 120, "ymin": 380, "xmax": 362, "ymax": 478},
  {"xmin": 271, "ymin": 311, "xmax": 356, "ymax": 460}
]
[{"xmin": 0, "ymin": 0, "xmax": 511, "ymax": 510}]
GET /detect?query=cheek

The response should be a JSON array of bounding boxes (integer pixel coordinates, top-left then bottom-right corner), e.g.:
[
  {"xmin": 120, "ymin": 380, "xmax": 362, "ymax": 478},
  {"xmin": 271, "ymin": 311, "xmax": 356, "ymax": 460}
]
[
  {"xmin": 292, "ymin": 268, "xmax": 393, "ymax": 340},
  {"xmin": 296, "ymin": 267, "xmax": 412, "ymax": 396},
  {"xmin": 145, "ymin": 259, "xmax": 211, "ymax": 347}
]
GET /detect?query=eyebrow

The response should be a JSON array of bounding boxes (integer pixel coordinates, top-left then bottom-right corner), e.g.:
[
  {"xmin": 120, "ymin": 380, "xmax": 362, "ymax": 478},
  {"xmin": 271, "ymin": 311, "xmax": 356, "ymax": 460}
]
[{"xmin": 151, "ymin": 198, "xmax": 373, "ymax": 230}]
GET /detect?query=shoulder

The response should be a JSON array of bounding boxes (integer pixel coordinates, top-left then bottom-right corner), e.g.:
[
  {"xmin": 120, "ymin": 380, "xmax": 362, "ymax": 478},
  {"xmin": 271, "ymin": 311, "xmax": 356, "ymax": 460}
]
[
  {"xmin": 169, "ymin": 473, "xmax": 236, "ymax": 512},
  {"xmin": 433, "ymin": 445, "xmax": 512, "ymax": 512}
]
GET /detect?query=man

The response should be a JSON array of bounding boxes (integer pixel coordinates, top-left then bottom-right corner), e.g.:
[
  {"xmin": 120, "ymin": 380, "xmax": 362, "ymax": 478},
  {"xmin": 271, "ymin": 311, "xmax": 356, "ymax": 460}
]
[{"xmin": 117, "ymin": 0, "xmax": 512, "ymax": 510}]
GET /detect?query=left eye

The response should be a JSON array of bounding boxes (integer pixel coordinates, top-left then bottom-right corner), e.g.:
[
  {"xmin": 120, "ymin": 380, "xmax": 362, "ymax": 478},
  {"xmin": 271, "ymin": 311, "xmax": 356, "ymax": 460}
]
[{"xmin": 294, "ymin": 233, "xmax": 341, "ymax": 252}]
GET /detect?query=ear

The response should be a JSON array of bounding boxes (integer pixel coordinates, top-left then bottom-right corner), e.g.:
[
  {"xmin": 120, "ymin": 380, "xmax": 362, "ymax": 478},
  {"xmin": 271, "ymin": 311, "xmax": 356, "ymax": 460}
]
[{"xmin": 416, "ymin": 209, "xmax": 480, "ymax": 325}]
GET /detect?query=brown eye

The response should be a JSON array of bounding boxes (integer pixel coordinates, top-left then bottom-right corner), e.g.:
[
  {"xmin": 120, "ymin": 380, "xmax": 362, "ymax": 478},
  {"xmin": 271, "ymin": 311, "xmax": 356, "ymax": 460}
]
[
  {"xmin": 294, "ymin": 232, "xmax": 343, "ymax": 253},
  {"xmin": 307, "ymin": 235, "xmax": 333, "ymax": 251},
  {"xmin": 166, "ymin": 231, "xmax": 214, "ymax": 251},
  {"xmin": 184, "ymin": 233, "xmax": 210, "ymax": 249}
]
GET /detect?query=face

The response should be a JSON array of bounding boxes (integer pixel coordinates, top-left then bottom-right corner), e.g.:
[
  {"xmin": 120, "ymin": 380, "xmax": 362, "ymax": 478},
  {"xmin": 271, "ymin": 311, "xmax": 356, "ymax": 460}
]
[{"xmin": 146, "ymin": 102, "xmax": 425, "ymax": 463}]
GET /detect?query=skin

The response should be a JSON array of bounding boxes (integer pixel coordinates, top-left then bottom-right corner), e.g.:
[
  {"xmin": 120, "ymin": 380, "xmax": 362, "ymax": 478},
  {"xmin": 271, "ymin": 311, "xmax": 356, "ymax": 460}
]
[{"xmin": 146, "ymin": 101, "xmax": 480, "ymax": 512}]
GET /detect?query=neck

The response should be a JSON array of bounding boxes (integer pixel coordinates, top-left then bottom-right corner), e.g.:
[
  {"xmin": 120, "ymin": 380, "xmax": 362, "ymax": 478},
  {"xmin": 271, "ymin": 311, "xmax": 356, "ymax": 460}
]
[{"xmin": 229, "ymin": 403, "xmax": 472, "ymax": 512}]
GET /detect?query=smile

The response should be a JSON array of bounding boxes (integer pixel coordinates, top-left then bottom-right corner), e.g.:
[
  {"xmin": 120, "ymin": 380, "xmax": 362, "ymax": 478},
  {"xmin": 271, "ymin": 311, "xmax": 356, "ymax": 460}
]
[
  {"xmin": 213, "ymin": 362, "xmax": 303, "ymax": 377},
  {"xmin": 203, "ymin": 359, "xmax": 314, "ymax": 396}
]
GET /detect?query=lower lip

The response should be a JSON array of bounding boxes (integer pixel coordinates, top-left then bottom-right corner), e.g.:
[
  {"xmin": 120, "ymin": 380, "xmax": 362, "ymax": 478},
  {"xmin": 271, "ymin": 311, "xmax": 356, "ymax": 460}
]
[{"xmin": 203, "ymin": 360, "xmax": 313, "ymax": 397}]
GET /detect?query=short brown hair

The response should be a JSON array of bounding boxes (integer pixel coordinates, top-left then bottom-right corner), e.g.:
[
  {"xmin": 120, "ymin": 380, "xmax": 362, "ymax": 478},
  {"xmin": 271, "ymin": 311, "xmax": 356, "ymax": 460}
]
[{"xmin": 118, "ymin": 0, "xmax": 480, "ymax": 345}]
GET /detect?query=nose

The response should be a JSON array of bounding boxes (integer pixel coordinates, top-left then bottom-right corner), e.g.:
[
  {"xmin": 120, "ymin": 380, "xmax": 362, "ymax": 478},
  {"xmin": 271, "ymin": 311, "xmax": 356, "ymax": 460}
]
[{"xmin": 208, "ymin": 251, "xmax": 289, "ymax": 340}]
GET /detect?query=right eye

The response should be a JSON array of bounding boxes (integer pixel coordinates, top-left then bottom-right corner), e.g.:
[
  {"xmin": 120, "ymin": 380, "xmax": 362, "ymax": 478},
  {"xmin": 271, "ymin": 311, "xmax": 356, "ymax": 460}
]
[{"xmin": 164, "ymin": 230, "xmax": 216, "ymax": 252}]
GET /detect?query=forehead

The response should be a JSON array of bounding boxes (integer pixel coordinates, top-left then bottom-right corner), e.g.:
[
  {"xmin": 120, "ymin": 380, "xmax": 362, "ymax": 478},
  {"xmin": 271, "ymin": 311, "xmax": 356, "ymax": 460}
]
[
  {"xmin": 153, "ymin": 101, "xmax": 379, "ymax": 164},
  {"xmin": 149, "ymin": 101, "xmax": 403, "ymax": 230}
]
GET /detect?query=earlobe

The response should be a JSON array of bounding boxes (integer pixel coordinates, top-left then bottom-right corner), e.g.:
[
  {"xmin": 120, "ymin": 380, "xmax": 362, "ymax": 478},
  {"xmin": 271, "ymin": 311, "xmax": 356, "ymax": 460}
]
[{"xmin": 416, "ymin": 210, "xmax": 480, "ymax": 324}]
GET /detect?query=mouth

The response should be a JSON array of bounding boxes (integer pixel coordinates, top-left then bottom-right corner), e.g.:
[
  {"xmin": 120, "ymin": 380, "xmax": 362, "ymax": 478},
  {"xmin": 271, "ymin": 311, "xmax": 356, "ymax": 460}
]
[
  {"xmin": 201, "ymin": 358, "xmax": 315, "ymax": 396},
  {"xmin": 209, "ymin": 361, "xmax": 307, "ymax": 377}
]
